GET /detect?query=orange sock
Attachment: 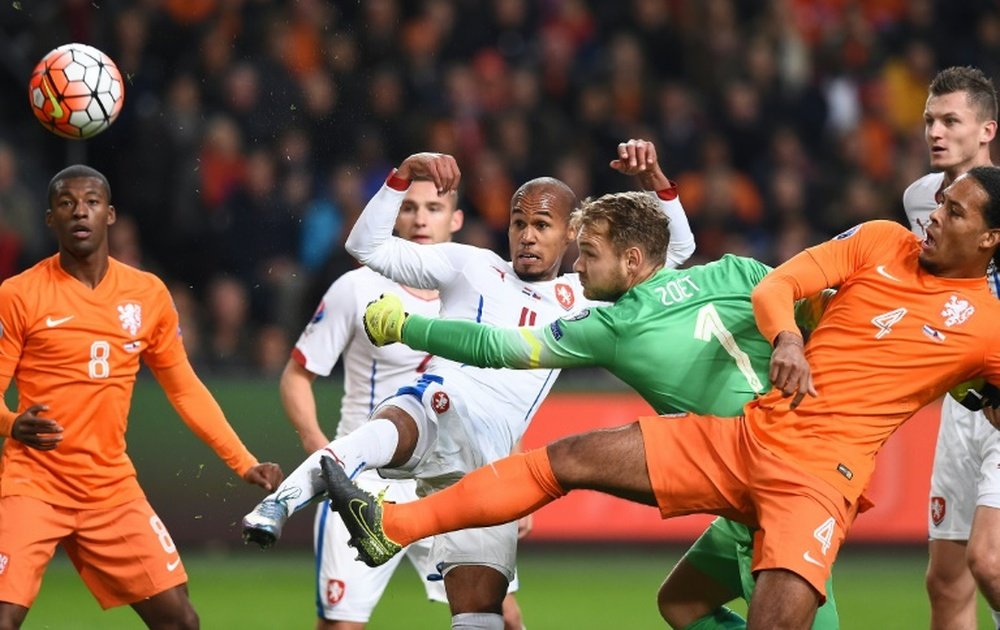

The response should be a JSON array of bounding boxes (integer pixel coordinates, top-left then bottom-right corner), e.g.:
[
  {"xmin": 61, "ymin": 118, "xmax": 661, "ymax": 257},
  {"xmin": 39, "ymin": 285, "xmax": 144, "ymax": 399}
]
[{"xmin": 383, "ymin": 448, "xmax": 565, "ymax": 546}]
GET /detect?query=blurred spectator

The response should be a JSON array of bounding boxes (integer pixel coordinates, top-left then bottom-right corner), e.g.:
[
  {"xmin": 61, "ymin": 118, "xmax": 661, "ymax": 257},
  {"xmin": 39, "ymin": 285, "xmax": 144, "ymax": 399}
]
[
  {"xmin": 255, "ymin": 324, "xmax": 291, "ymax": 378},
  {"xmin": 199, "ymin": 115, "xmax": 245, "ymax": 212},
  {"xmin": 215, "ymin": 148, "xmax": 303, "ymax": 335},
  {"xmin": 0, "ymin": 143, "xmax": 45, "ymax": 267},
  {"xmin": 203, "ymin": 275, "xmax": 255, "ymax": 375},
  {"xmin": 5, "ymin": 1, "xmax": 997, "ymax": 377},
  {"xmin": 167, "ymin": 280, "xmax": 206, "ymax": 368},
  {"xmin": 108, "ymin": 214, "xmax": 145, "ymax": 271},
  {"xmin": 0, "ymin": 206, "xmax": 23, "ymax": 282}
]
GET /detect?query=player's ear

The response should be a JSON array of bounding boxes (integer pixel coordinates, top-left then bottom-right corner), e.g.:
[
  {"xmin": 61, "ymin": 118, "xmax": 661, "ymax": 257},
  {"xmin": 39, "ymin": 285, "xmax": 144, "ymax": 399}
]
[
  {"xmin": 450, "ymin": 208, "xmax": 464, "ymax": 234},
  {"xmin": 625, "ymin": 245, "xmax": 643, "ymax": 271},
  {"xmin": 981, "ymin": 119, "xmax": 997, "ymax": 144},
  {"xmin": 106, "ymin": 204, "xmax": 117, "ymax": 226},
  {"xmin": 44, "ymin": 208, "xmax": 53, "ymax": 227}
]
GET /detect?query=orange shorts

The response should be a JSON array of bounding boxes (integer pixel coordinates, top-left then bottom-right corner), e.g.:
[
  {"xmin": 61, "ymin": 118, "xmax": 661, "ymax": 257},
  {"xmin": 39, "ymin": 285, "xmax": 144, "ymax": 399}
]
[
  {"xmin": 639, "ymin": 414, "xmax": 858, "ymax": 599},
  {"xmin": 0, "ymin": 495, "xmax": 187, "ymax": 608}
]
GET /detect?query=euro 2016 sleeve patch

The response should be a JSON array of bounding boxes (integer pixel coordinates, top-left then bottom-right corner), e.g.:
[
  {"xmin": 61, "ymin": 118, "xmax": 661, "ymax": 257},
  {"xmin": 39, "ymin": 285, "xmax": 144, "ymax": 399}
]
[{"xmin": 549, "ymin": 321, "xmax": 563, "ymax": 340}]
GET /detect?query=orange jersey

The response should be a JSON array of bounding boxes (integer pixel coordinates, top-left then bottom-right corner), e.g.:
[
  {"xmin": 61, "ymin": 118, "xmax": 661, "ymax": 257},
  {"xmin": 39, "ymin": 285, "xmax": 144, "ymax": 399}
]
[
  {"xmin": 1, "ymin": 256, "xmax": 197, "ymax": 507},
  {"xmin": 751, "ymin": 221, "xmax": 1000, "ymax": 501}
]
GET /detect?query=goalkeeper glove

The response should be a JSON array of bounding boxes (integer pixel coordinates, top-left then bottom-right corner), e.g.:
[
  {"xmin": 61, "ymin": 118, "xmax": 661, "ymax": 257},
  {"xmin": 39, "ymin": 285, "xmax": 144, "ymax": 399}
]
[
  {"xmin": 363, "ymin": 293, "xmax": 408, "ymax": 346},
  {"xmin": 949, "ymin": 378, "xmax": 1000, "ymax": 412}
]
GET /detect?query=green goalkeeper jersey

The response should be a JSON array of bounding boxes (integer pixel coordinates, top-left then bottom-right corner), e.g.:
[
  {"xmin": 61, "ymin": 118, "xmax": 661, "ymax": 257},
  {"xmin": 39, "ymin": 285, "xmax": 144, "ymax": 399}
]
[{"xmin": 403, "ymin": 254, "xmax": 788, "ymax": 418}]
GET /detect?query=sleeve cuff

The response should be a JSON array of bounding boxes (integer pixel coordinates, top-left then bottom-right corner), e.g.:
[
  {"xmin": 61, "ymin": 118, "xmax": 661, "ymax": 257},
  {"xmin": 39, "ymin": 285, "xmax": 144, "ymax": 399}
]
[
  {"xmin": 385, "ymin": 168, "xmax": 410, "ymax": 191},
  {"xmin": 401, "ymin": 314, "xmax": 432, "ymax": 347},
  {"xmin": 656, "ymin": 182, "xmax": 678, "ymax": 201},
  {"xmin": 0, "ymin": 409, "xmax": 16, "ymax": 438}
]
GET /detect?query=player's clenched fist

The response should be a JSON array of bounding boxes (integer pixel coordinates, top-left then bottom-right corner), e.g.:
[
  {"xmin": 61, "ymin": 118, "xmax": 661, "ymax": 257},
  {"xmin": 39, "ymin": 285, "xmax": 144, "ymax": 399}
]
[
  {"xmin": 243, "ymin": 462, "xmax": 284, "ymax": 491},
  {"xmin": 364, "ymin": 293, "xmax": 409, "ymax": 346},
  {"xmin": 609, "ymin": 139, "xmax": 672, "ymax": 192},
  {"xmin": 396, "ymin": 152, "xmax": 461, "ymax": 195}
]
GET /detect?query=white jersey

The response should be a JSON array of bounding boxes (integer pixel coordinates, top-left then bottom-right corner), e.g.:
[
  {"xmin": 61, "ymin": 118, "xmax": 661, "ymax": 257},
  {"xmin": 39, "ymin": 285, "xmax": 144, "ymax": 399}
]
[
  {"xmin": 906, "ymin": 172, "xmax": 1000, "ymax": 540},
  {"xmin": 294, "ymin": 266, "xmax": 440, "ymax": 438},
  {"xmin": 346, "ymin": 184, "xmax": 694, "ymax": 448}
]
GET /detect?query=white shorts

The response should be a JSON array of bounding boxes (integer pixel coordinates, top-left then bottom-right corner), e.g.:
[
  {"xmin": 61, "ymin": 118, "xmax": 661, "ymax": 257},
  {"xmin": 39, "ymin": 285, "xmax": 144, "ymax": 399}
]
[
  {"xmin": 313, "ymin": 470, "xmax": 446, "ymax": 622},
  {"xmin": 928, "ymin": 395, "xmax": 1000, "ymax": 540},
  {"xmin": 372, "ymin": 375, "xmax": 524, "ymax": 583},
  {"xmin": 376, "ymin": 376, "xmax": 515, "ymax": 487}
]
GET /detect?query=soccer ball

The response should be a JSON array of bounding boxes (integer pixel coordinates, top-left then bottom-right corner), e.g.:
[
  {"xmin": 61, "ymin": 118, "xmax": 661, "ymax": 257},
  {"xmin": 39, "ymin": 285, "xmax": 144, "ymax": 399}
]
[{"xmin": 28, "ymin": 43, "xmax": 125, "ymax": 140}]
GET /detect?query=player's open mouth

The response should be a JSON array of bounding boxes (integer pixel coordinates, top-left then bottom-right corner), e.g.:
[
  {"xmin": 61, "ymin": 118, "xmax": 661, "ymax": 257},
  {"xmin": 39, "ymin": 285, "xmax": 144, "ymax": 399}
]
[
  {"xmin": 922, "ymin": 232, "xmax": 936, "ymax": 250},
  {"xmin": 72, "ymin": 227, "xmax": 91, "ymax": 238},
  {"xmin": 517, "ymin": 252, "xmax": 540, "ymax": 261}
]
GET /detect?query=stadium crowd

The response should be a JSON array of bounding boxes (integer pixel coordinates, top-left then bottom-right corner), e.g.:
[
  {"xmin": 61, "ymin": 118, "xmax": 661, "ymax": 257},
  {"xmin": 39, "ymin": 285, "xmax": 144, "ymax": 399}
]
[{"xmin": 0, "ymin": 0, "xmax": 997, "ymax": 375}]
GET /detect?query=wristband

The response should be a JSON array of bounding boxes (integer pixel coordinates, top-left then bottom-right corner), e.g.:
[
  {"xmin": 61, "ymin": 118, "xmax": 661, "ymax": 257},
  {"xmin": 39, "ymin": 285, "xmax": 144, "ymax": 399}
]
[
  {"xmin": 655, "ymin": 182, "xmax": 678, "ymax": 201},
  {"xmin": 385, "ymin": 168, "xmax": 410, "ymax": 191}
]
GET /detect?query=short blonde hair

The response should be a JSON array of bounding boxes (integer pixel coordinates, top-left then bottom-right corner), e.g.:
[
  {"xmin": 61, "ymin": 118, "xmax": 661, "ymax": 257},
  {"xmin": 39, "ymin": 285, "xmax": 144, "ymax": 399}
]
[{"xmin": 570, "ymin": 191, "xmax": 669, "ymax": 260}]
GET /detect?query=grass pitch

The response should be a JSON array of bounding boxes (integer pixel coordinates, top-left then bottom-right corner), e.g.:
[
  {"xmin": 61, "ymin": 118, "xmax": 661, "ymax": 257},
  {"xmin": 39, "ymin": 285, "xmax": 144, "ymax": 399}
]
[{"xmin": 21, "ymin": 544, "xmax": 996, "ymax": 629}]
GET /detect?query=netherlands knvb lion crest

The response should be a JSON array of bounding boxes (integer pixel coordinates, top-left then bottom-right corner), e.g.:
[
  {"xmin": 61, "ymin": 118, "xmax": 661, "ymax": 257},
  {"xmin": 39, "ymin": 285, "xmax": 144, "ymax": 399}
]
[
  {"xmin": 941, "ymin": 295, "xmax": 974, "ymax": 327},
  {"xmin": 930, "ymin": 496, "xmax": 946, "ymax": 526},
  {"xmin": 0, "ymin": 551, "xmax": 8, "ymax": 575},
  {"xmin": 117, "ymin": 302, "xmax": 142, "ymax": 336},
  {"xmin": 554, "ymin": 283, "xmax": 575, "ymax": 310}
]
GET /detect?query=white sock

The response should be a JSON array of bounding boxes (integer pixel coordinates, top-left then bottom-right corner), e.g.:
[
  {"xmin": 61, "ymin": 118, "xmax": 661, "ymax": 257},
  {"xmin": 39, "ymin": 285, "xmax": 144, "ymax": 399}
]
[
  {"xmin": 451, "ymin": 612, "xmax": 503, "ymax": 630},
  {"xmin": 264, "ymin": 419, "xmax": 400, "ymax": 515},
  {"xmin": 992, "ymin": 607, "xmax": 1000, "ymax": 629}
]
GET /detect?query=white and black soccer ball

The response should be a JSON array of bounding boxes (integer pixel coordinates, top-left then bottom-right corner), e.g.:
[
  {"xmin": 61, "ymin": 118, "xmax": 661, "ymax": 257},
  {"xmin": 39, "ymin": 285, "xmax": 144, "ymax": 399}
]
[{"xmin": 28, "ymin": 43, "xmax": 125, "ymax": 140}]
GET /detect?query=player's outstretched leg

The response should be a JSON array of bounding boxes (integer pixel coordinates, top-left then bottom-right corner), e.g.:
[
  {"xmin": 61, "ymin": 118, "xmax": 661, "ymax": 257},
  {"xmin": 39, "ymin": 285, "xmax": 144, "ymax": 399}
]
[
  {"xmin": 319, "ymin": 455, "xmax": 402, "ymax": 567},
  {"xmin": 242, "ymin": 416, "xmax": 406, "ymax": 548},
  {"xmin": 242, "ymin": 449, "xmax": 329, "ymax": 548}
]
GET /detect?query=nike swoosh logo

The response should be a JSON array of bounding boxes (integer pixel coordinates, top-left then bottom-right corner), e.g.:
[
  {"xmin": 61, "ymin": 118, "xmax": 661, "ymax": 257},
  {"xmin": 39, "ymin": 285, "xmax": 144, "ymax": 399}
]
[
  {"xmin": 41, "ymin": 74, "xmax": 64, "ymax": 119},
  {"xmin": 45, "ymin": 316, "xmax": 74, "ymax": 327},
  {"xmin": 348, "ymin": 498, "xmax": 388, "ymax": 552},
  {"xmin": 876, "ymin": 265, "xmax": 901, "ymax": 282},
  {"xmin": 802, "ymin": 550, "xmax": 824, "ymax": 568},
  {"xmin": 166, "ymin": 557, "xmax": 181, "ymax": 572}
]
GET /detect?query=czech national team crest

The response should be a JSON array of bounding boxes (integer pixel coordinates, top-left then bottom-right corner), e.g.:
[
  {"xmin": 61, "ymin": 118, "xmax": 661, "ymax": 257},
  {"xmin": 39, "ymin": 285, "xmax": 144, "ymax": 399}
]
[
  {"xmin": 930, "ymin": 496, "xmax": 946, "ymax": 526},
  {"xmin": 554, "ymin": 283, "xmax": 575, "ymax": 310},
  {"xmin": 117, "ymin": 302, "xmax": 142, "ymax": 336},
  {"xmin": 432, "ymin": 391, "xmax": 450, "ymax": 413},
  {"xmin": 326, "ymin": 578, "xmax": 346, "ymax": 605}
]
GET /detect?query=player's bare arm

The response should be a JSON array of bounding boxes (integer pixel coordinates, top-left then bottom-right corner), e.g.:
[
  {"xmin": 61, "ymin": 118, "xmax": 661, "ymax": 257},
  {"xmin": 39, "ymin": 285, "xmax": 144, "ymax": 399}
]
[
  {"xmin": 395, "ymin": 152, "xmax": 461, "ymax": 194},
  {"xmin": 278, "ymin": 359, "xmax": 329, "ymax": 453},
  {"xmin": 769, "ymin": 331, "xmax": 817, "ymax": 409},
  {"xmin": 10, "ymin": 404, "xmax": 64, "ymax": 451}
]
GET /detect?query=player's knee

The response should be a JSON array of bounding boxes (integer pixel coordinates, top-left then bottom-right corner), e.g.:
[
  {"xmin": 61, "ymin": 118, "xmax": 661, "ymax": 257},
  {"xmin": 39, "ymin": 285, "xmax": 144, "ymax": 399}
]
[
  {"xmin": 655, "ymin": 590, "xmax": 709, "ymax": 630},
  {"xmin": 968, "ymin": 548, "xmax": 1000, "ymax": 604},
  {"xmin": 546, "ymin": 435, "xmax": 599, "ymax": 487},
  {"xmin": 925, "ymin": 563, "xmax": 974, "ymax": 603}
]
